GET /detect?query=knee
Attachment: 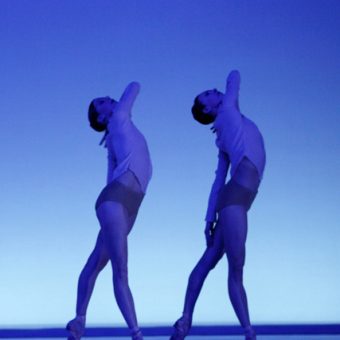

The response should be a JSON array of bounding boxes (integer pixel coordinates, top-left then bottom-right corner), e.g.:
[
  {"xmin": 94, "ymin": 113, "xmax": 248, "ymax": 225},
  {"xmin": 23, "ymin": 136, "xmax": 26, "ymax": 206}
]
[
  {"xmin": 188, "ymin": 266, "xmax": 209, "ymax": 290},
  {"xmin": 96, "ymin": 257, "xmax": 109, "ymax": 272},
  {"xmin": 228, "ymin": 258, "xmax": 244, "ymax": 280},
  {"xmin": 112, "ymin": 261, "xmax": 128, "ymax": 282},
  {"xmin": 82, "ymin": 256, "xmax": 106, "ymax": 278},
  {"xmin": 188, "ymin": 271, "xmax": 200, "ymax": 291}
]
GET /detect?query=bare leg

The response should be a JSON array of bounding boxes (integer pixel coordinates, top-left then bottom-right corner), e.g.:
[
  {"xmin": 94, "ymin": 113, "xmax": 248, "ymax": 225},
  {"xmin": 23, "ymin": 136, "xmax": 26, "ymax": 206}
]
[
  {"xmin": 219, "ymin": 205, "xmax": 255, "ymax": 338},
  {"xmin": 96, "ymin": 201, "xmax": 140, "ymax": 333},
  {"xmin": 76, "ymin": 230, "xmax": 109, "ymax": 315},
  {"xmin": 67, "ymin": 231, "xmax": 109, "ymax": 339},
  {"xmin": 183, "ymin": 224, "xmax": 225, "ymax": 319},
  {"xmin": 171, "ymin": 224, "xmax": 224, "ymax": 339}
]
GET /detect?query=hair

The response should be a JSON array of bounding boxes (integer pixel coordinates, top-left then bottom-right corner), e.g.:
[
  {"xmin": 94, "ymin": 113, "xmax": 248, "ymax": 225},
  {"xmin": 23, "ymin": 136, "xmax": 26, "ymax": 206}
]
[
  {"xmin": 191, "ymin": 96, "xmax": 216, "ymax": 125},
  {"xmin": 88, "ymin": 100, "xmax": 107, "ymax": 132}
]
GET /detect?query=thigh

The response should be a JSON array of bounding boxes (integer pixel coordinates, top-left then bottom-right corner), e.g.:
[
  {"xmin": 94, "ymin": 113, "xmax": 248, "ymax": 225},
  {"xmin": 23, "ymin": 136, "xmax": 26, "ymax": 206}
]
[
  {"xmin": 127, "ymin": 212, "xmax": 138, "ymax": 235},
  {"xmin": 219, "ymin": 205, "xmax": 248, "ymax": 266},
  {"xmin": 96, "ymin": 201, "xmax": 129, "ymax": 268}
]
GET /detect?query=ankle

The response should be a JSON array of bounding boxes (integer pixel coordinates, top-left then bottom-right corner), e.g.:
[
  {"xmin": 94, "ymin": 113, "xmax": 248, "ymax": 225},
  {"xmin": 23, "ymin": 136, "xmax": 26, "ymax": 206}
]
[
  {"xmin": 131, "ymin": 326, "xmax": 143, "ymax": 334},
  {"xmin": 75, "ymin": 315, "xmax": 86, "ymax": 324},
  {"xmin": 244, "ymin": 326, "xmax": 256, "ymax": 338},
  {"xmin": 181, "ymin": 313, "xmax": 192, "ymax": 324},
  {"xmin": 131, "ymin": 327, "xmax": 143, "ymax": 340}
]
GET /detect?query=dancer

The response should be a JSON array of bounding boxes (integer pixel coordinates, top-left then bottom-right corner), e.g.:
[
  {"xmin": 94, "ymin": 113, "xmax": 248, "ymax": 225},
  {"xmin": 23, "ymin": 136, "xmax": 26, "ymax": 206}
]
[
  {"xmin": 66, "ymin": 82, "xmax": 152, "ymax": 340},
  {"xmin": 170, "ymin": 70, "xmax": 265, "ymax": 340}
]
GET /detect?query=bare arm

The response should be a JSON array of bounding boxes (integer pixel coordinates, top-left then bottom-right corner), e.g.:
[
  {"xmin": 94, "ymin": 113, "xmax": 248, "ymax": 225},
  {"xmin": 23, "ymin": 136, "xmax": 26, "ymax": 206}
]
[
  {"xmin": 108, "ymin": 81, "xmax": 140, "ymax": 128},
  {"xmin": 217, "ymin": 70, "xmax": 242, "ymax": 129},
  {"xmin": 224, "ymin": 69, "xmax": 241, "ymax": 107},
  {"xmin": 204, "ymin": 151, "xmax": 229, "ymax": 246}
]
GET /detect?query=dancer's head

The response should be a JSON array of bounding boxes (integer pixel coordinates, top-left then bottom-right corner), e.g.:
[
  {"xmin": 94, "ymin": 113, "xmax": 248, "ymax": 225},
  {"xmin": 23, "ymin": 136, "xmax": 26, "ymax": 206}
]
[
  {"xmin": 191, "ymin": 89, "xmax": 223, "ymax": 125},
  {"xmin": 88, "ymin": 97, "xmax": 117, "ymax": 131}
]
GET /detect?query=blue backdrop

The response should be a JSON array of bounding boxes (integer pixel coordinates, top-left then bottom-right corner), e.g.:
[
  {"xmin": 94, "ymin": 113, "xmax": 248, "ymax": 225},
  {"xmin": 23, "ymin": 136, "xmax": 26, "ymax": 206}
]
[{"xmin": 1, "ymin": 0, "xmax": 339, "ymax": 327}]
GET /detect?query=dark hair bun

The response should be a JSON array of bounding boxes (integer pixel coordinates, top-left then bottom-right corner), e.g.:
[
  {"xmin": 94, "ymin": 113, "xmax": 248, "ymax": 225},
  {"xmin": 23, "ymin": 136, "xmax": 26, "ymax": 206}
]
[
  {"xmin": 191, "ymin": 97, "xmax": 215, "ymax": 125},
  {"xmin": 88, "ymin": 101, "xmax": 107, "ymax": 132}
]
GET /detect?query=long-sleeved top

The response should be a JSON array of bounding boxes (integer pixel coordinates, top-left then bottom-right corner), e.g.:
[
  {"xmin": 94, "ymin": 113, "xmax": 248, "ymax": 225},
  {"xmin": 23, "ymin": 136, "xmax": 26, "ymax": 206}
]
[
  {"xmin": 105, "ymin": 82, "xmax": 152, "ymax": 194},
  {"xmin": 205, "ymin": 71, "xmax": 266, "ymax": 222}
]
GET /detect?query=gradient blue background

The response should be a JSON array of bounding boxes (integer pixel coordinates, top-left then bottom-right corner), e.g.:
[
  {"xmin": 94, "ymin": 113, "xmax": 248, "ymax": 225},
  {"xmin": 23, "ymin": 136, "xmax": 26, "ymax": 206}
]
[{"xmin": 1, "ymin": 0, "xmax": 339, "ymax": 327}]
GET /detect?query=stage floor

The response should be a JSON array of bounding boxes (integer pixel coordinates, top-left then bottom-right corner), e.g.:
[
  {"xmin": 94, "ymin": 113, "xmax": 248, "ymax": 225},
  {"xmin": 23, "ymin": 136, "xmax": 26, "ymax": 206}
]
[
  {"xmin": 2, "ymin": 325, "xmax": 339, "ymax": 339},
  {"xmin": 7, "ymin": 337, "xmax": 340, "ymax": 340}
]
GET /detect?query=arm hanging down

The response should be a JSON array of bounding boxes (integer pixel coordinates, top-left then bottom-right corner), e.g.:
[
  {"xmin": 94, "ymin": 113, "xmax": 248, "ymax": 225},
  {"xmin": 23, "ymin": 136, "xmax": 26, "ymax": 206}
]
[{"xmin": 204, "ymin": 151, "xmax": 230, "ymax": 245}]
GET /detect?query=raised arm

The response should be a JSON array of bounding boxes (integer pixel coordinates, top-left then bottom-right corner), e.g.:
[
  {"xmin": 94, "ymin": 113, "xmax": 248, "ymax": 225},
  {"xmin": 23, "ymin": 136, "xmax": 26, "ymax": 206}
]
[
  {"xmin": 217, "ymin": 70, "xmax": 242, "ymax": 130},
  {"xmin": 224, "ymin": 69, "xmax": 241, "ymax": 107},
  {"xmin": 109, "ymin": 81, "xmax": 140, "ymax": 127}
]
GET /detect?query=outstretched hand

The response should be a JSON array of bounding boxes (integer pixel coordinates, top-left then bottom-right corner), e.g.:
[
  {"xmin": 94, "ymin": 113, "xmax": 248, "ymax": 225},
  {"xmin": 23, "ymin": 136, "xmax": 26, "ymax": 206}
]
[
  {"xmin": 119, "ymin": 81, "xmax": 141, "ymax": 103},
  {"xmin": 204, "ymin": 221, "xmax": 215, "ymax": 247}
]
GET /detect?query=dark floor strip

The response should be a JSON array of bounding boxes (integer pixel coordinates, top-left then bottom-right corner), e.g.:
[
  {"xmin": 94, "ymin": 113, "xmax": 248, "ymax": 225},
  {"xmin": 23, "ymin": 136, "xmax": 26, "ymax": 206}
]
[{"xmin": 0, "ymin": 324, "xmax": 339, "ymax": 338}]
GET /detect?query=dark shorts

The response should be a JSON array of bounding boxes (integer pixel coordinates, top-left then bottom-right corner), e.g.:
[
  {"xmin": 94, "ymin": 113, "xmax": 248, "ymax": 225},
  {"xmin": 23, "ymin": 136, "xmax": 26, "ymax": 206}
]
[
  {"xmin": 95, "ymin": 180, "xmax": 145, "ymax": 217},
  {"xmin": 216, "ymin": 178, "xmax": 258, "ymax": 212},
  {"xmin": 216, "ymin": 157, "xmax": 260, "ymax": 213}
]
